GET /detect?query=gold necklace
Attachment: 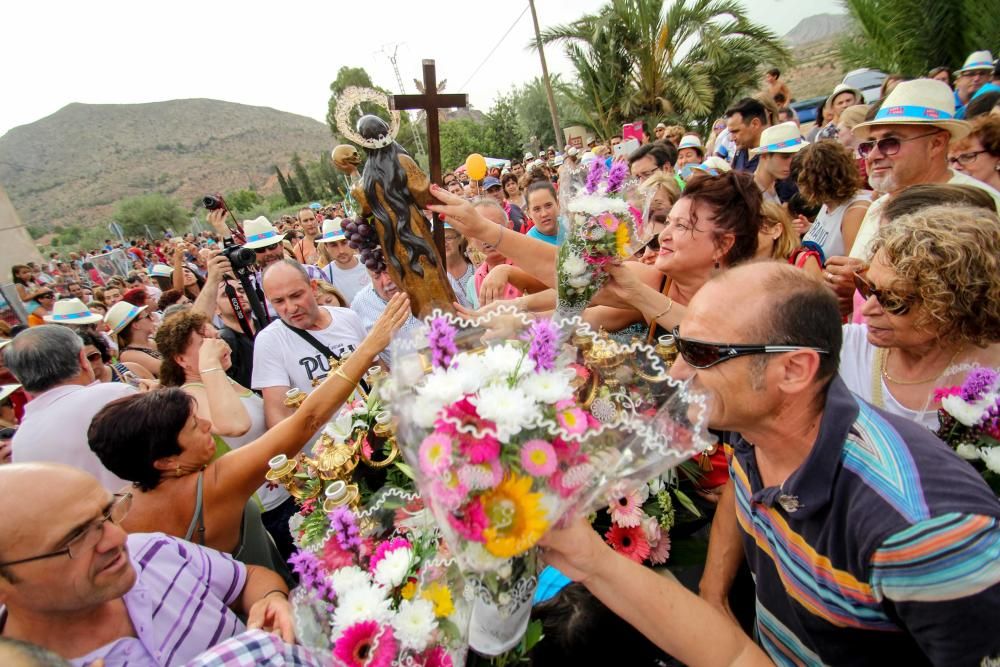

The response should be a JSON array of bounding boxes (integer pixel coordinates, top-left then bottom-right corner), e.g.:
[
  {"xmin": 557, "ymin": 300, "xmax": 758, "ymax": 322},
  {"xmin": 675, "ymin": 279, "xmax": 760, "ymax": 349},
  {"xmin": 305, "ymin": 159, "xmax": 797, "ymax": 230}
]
[{"xmin": 880, "ymin": 347, "xmax": 963, "ymax": 385}]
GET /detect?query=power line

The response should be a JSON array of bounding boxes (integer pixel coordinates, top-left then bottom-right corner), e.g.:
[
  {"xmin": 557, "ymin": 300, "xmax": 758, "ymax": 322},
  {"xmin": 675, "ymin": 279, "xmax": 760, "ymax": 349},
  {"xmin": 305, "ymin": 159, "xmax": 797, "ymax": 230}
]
[{"xmin": 458, "ymin": 6, "xmax": 530, "ymax": 94}]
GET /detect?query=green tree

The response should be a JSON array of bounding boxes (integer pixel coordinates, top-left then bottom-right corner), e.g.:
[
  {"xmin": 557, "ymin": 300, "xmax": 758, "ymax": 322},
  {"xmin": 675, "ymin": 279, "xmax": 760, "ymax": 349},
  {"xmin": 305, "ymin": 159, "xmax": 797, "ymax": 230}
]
[
  {"xmin": 840, "ymin": 0, "xmax": 999, "ymax": 77},
  {"xmin": 510, "ymin": 76, "xmax": 580, "ymax": 150},
  {"xmin": 274, "ymin": 166, "xmax": 296, "ymax": 203},
  {"xmin": 315, "ymin": 152, "xmax": 345, "ymax": 201},
  {"xmin": 224, "ymin": 188, "xmax": 262, "ymax": 214},
  {"xmin": 113, "ymin": 194, "xmax": 189, "ymax": 237},
  {"xmin": 540, "ymin": 0, "xmax": 789, "ymax": 134},
  {"xmin": 439, "ymin": 119, "xmax": 487, "ymax": 173},
  {"xmin": 483, "ymin": 93, "xmax": 524, "ymax": 160},
  {"xmin": 290, "ymin": 153, "xmax": 318, "ymax": 202}
]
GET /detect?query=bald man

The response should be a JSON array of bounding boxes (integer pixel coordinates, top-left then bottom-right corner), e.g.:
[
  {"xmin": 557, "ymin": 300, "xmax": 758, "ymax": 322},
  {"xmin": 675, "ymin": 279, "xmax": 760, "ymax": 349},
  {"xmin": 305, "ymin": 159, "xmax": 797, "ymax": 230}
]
[
  {"xmin": 0, "ymin": 463, "xmax": 294, "ymax": 665},
  {"xmin": 251, "ymin": 259, "xmax": 369, "ymax": 428}
]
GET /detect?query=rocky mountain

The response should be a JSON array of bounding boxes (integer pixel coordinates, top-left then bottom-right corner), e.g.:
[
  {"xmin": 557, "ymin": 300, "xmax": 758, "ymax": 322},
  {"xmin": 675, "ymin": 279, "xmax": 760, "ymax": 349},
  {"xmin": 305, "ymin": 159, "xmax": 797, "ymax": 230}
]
[
  {"xmin": 782, "ymin": 13, "xmax": 851, "ymax": 47},
  {"xmin": 0, "ymin": 99, "xmax": 333, "ymax": 230},
  {"xmin": 781, "ymin": 13, "xmax": 853, "ymax": 100}
]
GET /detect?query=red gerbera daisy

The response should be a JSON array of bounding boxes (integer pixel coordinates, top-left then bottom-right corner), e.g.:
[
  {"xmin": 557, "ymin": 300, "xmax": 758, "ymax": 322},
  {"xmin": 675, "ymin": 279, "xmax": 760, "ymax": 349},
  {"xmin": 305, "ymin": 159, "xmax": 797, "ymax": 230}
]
[{"xmin": 605, "ymin": 524, "xmax": 650, "ymax": 563}]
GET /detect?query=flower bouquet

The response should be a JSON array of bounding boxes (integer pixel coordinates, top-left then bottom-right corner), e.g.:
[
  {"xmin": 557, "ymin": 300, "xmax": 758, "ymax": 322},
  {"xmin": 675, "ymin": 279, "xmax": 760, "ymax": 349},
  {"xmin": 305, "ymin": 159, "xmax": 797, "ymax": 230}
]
[
  {"xmin": 289, "ymin": 487, "xmax": 469, "ymax": 667},
  {"xmin": 935, "ymin": 367, "xmax": 1000, "ymax": 494},
  {"xmin": 387, "ymin": 309, "xmax": 712, "ymax": 654},
  {"xmin": 555, "ymin": 159, "xmax": 651, "ymax": 316}
]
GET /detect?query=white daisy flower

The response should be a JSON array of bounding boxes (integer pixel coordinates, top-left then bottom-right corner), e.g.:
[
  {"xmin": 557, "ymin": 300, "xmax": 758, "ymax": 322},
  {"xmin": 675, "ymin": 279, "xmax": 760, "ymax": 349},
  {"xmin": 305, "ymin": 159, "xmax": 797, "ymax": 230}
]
[
  {"xmin": 561, "ymin": 253, "xmax": 588, "ymax": 277},
  {"xmin": 331, "ymin": 584, "xmax": 393, "ymax": 632},
  {"xmin": 372, "ymin": 547, "xmax": 413, "ymax": 589},
  {"xmin": 979, "ymin": 447, "xmax": 1000, "ymax": 475},
  {"xmin": 521, "ymin": 371, "xmax": 574, "ymax": 405},
  {"xmin": 329, "ymin": 565, "xmax": 371, "ymax": 596},
  {"xmin": 391, "ymin": 598, "xmax": 437, "ymax": 651}
]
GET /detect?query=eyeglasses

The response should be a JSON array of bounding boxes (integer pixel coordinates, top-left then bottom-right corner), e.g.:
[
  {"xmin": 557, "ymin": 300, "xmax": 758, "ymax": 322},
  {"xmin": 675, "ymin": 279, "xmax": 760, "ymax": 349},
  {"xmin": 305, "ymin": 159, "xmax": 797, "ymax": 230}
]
[
  {"xmin": 0, "ymin": 493, "xmax": 132, "ymax": 568},
  {"xmin": 948, "ymin": 150, "xmax": 986, "ymax": 166},
  {"xmin": 644, "ymin": 235, "xmax": 660, "ymax": 251},
  {"xmin": 853, "ymin": 271, "xmax": 913, "ymax": 315},
  {"xmin": 857, "ymin": 130, "xmax": 941, "ymax": 159},
  {"xmin": 253, "ymin": 242, "xmax": 281, "ymax": 254},
  {"xmin": 37, "ymin": 294, "xmax": 55, "ymax": 300},
  {"xmin": 671, "ymin": 326, "xmax": 830, "ymax": 369}
]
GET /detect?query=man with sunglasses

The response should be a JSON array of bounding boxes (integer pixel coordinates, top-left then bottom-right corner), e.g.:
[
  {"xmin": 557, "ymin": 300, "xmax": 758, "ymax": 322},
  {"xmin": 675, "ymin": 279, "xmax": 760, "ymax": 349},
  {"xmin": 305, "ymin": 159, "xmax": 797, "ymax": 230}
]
[
  {"xmin": 0, "ymin": 463, "xmax": 296, "ymax": 664},
  {"xmin": 542, "ymin": 263, "xmax": 1000, "ymax": 665}
]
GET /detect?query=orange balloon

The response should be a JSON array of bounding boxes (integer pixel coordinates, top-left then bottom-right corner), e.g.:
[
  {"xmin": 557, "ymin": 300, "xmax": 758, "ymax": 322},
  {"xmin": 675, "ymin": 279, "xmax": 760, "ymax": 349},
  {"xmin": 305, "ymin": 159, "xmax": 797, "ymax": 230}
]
[{"xmin": 465, "ymin": 153, "xmax": 487, "ymax": 181}]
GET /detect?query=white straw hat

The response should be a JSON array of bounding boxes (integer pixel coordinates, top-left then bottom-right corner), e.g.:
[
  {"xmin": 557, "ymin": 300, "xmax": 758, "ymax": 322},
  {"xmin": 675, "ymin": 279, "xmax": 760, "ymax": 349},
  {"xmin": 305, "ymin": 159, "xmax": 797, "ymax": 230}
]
[
  {"xmin": 852, "ymin": 79, "xmax": 970, "ymax": 140},
  {"xmin": 241, "ymin": 216, "xmax": 286, "ymax": 250},
  {"xmin": 750, "ymin": 122, "xmax": 809, "ymax": 155},
  {"xmin": 959, "ymin": 50, "xmax": 994, "ymax": 74},
  {"xmin": 0, "ymin": 383, "xmax": 21, "ymax": 403},
  {"xmin": 316, "ymin": 217, "xmax": 347, "ymax": 244},
  {"xmin": 677, "ymin": 135, "xmax": 705, "ymax": 153},
  {"xmin": 104, "ymin": 301, "xmax": 148, "ymax": 336},
  {"xmin": 150, "ymin": 264, "xmax": 174, "ymax": 278},
  {"xmin": 830, "ymin": 83, "xmax": 863, "ymax": 105},
  {"xmin": 43, "ymin": 298, "xmax": 102, "ymax": 325}
]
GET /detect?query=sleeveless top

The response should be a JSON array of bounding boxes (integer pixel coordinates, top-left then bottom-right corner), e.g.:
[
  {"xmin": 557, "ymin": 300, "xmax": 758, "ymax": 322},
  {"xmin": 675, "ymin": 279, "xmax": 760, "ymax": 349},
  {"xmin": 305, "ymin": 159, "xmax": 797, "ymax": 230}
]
[
  {"xmin": 109, "ymin": 362, "xmax": 133, "ymax": 383},
  {"xmin": 182, "ymin": 380, "xmax": 291, "ymax": 512},
  {"xmin": 802, "ymin": 192, "xmax": 872, "ymax": 260},
  {"xmin": 185, "ymin": 471, "xmax": 294, "ymax": 587}
]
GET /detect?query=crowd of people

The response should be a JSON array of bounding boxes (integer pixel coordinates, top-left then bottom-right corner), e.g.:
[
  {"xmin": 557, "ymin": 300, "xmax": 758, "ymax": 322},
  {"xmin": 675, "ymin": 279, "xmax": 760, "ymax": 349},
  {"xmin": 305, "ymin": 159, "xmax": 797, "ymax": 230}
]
[{"xmin": 1, "ymin": 49, "xmax": 1000, "ymax": 666}]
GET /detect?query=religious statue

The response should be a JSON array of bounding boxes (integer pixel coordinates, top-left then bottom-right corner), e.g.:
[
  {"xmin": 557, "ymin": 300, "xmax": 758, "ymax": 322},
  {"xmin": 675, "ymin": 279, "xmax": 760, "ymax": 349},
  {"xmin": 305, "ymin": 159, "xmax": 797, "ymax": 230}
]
[{"xmin": 331, "ymin": 87, "xmax": 455, "ymax": 318}]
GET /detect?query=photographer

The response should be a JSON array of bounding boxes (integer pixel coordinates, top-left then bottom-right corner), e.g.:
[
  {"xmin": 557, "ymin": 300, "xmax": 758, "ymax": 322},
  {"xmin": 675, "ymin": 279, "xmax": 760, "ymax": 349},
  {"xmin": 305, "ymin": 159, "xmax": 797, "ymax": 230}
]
[{"xmin": 191, "ymin": 250, "xmax": 257, "ymax": 388}]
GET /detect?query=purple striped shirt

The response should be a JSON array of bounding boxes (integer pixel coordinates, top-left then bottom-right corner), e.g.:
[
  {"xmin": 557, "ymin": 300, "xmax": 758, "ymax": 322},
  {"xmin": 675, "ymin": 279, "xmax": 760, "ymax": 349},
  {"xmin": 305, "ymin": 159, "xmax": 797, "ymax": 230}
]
[{"xmin": 71, "ymin": 533, "xmax": 247, "ymax": 667}]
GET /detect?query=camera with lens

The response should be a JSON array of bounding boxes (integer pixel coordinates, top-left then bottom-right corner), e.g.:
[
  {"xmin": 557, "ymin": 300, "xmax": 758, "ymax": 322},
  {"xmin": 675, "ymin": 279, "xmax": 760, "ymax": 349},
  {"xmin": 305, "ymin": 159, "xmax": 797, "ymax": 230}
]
[
  {"xmin": 203, "ymin": 193, "xmax": 227, "ymax": 211},
  {"xmin": 221, "ymin": 243, "xmax": 256, "ymax": 270}
]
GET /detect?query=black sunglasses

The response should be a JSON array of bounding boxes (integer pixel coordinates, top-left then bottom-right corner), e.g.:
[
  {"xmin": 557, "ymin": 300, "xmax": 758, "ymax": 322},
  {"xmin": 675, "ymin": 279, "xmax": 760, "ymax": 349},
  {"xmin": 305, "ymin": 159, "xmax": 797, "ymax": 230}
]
[
  {"xmin": 852, "ymin": 271, "xmax": 912, "ymax": 315},
  {"xmin": 253, "ymin": 242, "xmax": 281, "ymax": 253},
  {"xmin": 857, "ymin": 130, "xmax": 941, "ymax": 159},
  {"xmin": 672, "ymin": 326, "xmax": 830, "ymax": 369}
]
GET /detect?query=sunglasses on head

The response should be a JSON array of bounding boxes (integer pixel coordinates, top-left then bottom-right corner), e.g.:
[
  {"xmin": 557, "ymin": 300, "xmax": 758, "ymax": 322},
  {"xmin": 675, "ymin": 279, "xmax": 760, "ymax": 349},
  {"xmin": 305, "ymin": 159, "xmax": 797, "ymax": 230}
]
[
  {"xmin": 671, "ymin": 326, "xmax": 830, "ymax": 369},
  {"xmin": 852, "ymin": 271, "xmax": 912, "ymax": 315},
  {"xmin": 856, "ymin": 129, "xmax": 941, "ymax": 159}
]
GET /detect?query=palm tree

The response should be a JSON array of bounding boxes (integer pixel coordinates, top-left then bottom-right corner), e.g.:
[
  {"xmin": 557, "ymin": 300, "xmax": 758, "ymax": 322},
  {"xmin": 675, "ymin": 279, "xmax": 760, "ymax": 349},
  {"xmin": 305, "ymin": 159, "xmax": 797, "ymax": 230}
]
[
  {"xmin": 840, "ymin": 0, "xmax": 1000, "ymax": 77},
  {"xmin": 538, "ymin": 0, "xmax": 789, "ymax": 136}
]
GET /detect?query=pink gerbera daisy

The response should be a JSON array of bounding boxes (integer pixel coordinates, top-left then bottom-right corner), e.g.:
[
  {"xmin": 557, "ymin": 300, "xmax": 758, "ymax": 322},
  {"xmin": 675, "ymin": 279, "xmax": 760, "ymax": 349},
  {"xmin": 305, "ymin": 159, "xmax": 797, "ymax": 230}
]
[
  {"xmin": 418, "ymin": 433, "xmax": 453, "ymax": 475},
  {"xmin": 333, "ymin": 620, "xmax": 397, "ymax": 667},
  {"xmin": 447, "ymin": 497, "xmax": 488, "ymax": 542},
  {"xmin": 605, "ymin": 524, "xmax": 650, "ymax": 563},
  {"xmin": 521, "ymin": 439, "xmax": 557, "ymax": 477},
  {"xmin": 607, "ymin": 489, "xmax": 645, "ymax": 528},
  {"xmin": 556, "ymin": 407, "xmax": 589, "ymax": 435},
  {"xmin": 648, "ymin": 532, "xmax": 672, "ymax": 565},
  {"xmin": 430, "ymin": 471, "xmax": 469, "ymax": 510},
  {"xmin": 419, "ymin": 645, "xmax": 454, "ymax": 667}
]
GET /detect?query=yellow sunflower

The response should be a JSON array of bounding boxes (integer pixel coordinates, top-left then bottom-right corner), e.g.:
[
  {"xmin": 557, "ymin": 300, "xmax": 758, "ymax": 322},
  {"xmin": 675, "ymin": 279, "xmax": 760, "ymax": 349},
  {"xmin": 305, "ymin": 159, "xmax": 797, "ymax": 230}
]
[
  {"xmin": 481, "ymin": 473, "xmax": 549, "ymax": 558},
  {"xmin": 615, "ymin": 220, "xmax": 630, "ymax": 257}
]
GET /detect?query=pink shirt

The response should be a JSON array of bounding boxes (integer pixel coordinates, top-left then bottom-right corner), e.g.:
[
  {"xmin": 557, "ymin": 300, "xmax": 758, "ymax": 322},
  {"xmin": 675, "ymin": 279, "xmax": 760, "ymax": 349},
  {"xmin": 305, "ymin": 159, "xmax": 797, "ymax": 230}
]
[{"xmin": 475, "ymin": 261, "xmax": 522, "ymax": 303}]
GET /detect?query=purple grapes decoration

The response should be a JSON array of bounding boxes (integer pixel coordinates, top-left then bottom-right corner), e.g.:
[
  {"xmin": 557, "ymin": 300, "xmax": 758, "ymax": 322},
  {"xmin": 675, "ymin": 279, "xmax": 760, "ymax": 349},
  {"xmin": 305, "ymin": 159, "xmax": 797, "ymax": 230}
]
[{"xmin": 341, "ymin": 218, "xmax": 387, "ymax": 274}]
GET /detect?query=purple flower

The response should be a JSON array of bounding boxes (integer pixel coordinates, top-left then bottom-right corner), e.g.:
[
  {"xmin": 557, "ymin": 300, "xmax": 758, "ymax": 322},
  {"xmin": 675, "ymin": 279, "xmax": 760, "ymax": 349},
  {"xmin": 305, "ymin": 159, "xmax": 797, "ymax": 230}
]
[
  {"xmin": 288, "ymin": 549, "xmax": 331, "ymax": 598},
  {"xmin": 428, "ymin": 316, "xmax": 458, "ymax": 369},
  {"xmin": 607, "ymin": 161, "xmax": 629, "ymax": 193},
  {"xmin": 961, "ymin": 368, "xmax": 998, "ymax": 402},
  {"xmin": 585, "ymin": 159, "xmax": 606, "ymax": 194},
  {"xmin": 328, "ymin": 506, "xmax": 362, "ymax": 551},
  {"xmin": 523, "ymin": 318, "xmax": 559, "ymax": 371}
]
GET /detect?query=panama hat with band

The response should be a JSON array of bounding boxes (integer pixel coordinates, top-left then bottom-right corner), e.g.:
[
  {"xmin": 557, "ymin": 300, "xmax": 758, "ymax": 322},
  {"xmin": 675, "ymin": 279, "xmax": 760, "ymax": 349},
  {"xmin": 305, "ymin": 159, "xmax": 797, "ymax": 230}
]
[
  {"xmin": 316, "ymin": 217, "xmax": 347, "ymax": 244},
  {"xmin": 959, "ymin": 50, "xmax": 994, "ymax": 75},
  {"xmin": 241, "ymin": 216, "xmax": 286, "ymax": 250},
  {"xmin": 150, "ymin": 263, "xmax": 173, "ymax": 278},
  {"xmin": 43, "ymin": 298, "xmax": 102, "ymax": 325},
  {"xmin": 750, "ymin": 122, "xmax": 809, "ymax": 156},
  {"xmin": 830, "ymin": 83, "xmax": 863, "ymax": 106},
  {"xmin": 852, "ymin": 79, "xmax": 970, "ymax": 140},
  {"xmin": 105, "ymin": 301, "xmax": 148, "ymax": 336},
  {"xmin": 677, "ymin": 134, "xmax": 705, "ymax": 155}
]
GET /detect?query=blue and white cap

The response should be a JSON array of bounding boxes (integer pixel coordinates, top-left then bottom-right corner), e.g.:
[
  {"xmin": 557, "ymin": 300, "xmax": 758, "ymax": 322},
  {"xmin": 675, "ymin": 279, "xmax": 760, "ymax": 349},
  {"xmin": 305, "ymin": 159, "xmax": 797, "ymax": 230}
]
[
  {"xmin": 316, "ymin": 217, "xmax": 347, "ymax": 244},
  {"xmin": 750, "ymin": 121, "xmax": 809, "ymax": 156},
  {"xmin": 241, "ymin": 216, "xmax": 286, "ymax": 250}
]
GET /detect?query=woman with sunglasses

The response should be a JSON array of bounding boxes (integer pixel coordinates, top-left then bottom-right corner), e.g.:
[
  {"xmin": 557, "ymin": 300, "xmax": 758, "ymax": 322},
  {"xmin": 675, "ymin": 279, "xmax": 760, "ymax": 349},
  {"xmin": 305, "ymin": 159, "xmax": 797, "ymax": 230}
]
[
  {"xmin": 105, "ymin": 300, "xmax": 161, "ymax": 377},
  {"xmin": 25, "ymin": 291, "xmax": 56, "ymax": 327},
  {"xmin": 839, "ymin": 204, "xmax": 1000, "ymax": 428},
  {"xmin": 78, "ymin": 331, "xmax": 152, "ymax": 385},
  {"xmin": 948, "ymin": 115, "xmax": 1000, "ymax": 191},
  {"xmin": 635, "ymin": 173, "xmax": 680, "ymax": 266}
]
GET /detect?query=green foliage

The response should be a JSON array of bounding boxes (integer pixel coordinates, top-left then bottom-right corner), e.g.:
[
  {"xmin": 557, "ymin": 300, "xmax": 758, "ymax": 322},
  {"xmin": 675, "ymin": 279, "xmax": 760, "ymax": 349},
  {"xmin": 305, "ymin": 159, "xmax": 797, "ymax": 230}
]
[
  {"xmin": 839, "ymin": 0, "xmax": 1000, "ymax": 77},
  {"xmin": 540, "ymin": 0, "xmax": 789, "ymax": 135},
  {"xmin": 510, "ymin": 76, "xmax": 581, "ymax": 150},
  {"xmin": 439, "ymin": 119, "xmax": 487, "ymax": 173},
  {"xmin": 26, "ymin": 224, "xmax": 47, "ymax": 240},
  {"xmin": 113, "ymin": 193, "xmax": 189, "ymax": 237},
  {"xmin": 223, "ymin": 189, "xmax": 262, "ymax": 214},
  {"xmin": 484, "ymin": 94, "xmax": 525, "ymax": 161},
  {"xmin": 291, "ymin": 153, "xmax": 318, "ymax": 203},
  {"xmin": 274, "ymin": 166, "xmax": 296, "ymax": 204}
]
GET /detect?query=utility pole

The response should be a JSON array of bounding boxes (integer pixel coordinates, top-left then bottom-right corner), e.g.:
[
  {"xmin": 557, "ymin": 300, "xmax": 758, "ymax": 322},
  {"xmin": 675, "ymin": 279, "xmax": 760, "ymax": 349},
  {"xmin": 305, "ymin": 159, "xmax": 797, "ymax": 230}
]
[
  {"xmin": 528, "ymin": 0, "xmax": 563, "ymax": 150},
  {"xmin": 386, "ymin": 44, "xmax": 428, "ymax": 163}
]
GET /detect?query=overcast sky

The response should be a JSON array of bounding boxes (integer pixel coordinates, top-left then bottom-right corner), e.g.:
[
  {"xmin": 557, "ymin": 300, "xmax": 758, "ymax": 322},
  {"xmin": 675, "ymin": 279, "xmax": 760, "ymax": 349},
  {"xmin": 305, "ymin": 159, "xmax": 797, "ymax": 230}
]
[{"xmin": 1, "ymin": 0, "xmax": 842, "ymax": 138}]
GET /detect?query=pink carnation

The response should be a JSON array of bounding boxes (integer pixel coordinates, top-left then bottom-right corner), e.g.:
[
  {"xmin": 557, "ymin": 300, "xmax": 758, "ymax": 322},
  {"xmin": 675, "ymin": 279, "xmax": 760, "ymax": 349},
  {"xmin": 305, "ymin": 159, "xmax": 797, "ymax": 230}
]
[
  {"xmin": 447, "ymin": 498, "xmax": 488, "ymax": 542},
  {"xmin": 369, "ymin": 537, "xmax": 412, "ymax": 572},
  {"xmin": 459, "ymin": 433, "xmax": 501, "ymax": 464}
]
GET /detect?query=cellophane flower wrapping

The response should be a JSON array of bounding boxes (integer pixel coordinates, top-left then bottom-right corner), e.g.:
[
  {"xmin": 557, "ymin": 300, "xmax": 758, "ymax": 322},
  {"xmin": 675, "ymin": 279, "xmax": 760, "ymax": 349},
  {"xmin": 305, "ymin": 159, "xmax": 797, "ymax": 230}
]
[
  {"xmin": 555, "ymin": 160, "xmax": 651, "ymax": 316},
  {"xmin": 387, "ymin": 308, "xmax": 712, "ymax": 654},
  {"xmin": 289, "ymin": 487, "xmax": 470, "ymax": 667},
  {"xmin": 935, "ymin": 367, "xmax": 1000, "ymax": 494}
]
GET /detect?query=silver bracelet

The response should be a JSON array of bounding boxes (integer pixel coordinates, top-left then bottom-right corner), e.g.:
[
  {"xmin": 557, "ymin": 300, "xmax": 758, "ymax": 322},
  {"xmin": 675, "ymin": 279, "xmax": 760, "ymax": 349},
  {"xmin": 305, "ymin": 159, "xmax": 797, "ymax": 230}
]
[{"xmin": 200, "ymin": 367, "xmax": 225, "ymax": 374}]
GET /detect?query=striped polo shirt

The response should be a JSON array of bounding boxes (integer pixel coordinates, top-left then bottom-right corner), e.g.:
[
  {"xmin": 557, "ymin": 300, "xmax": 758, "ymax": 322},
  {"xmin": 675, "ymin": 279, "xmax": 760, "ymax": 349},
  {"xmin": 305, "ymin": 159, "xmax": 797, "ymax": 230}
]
[
  {"xmin": 71, "ymin": 532, "xmax": 247, "ymax": 666},
  {"xmin": 730, "ymin": 378, "xmax": 1000, "ymax": 666}
]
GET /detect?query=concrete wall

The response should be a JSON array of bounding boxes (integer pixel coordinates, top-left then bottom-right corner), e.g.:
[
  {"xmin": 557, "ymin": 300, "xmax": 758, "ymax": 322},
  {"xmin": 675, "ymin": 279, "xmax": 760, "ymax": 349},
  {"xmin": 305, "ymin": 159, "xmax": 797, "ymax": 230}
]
[{"xmin": 0, "ymin": 183, "xmax": 43, "ymax": 276}]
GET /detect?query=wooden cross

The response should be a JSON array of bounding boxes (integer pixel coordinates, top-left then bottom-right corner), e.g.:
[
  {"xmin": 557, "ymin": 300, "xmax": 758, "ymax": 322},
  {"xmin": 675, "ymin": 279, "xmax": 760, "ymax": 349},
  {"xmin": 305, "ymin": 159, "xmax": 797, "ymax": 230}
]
[{"xmin": 390, "ymin": 59, "xmax": 468, "ymax": 257}]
